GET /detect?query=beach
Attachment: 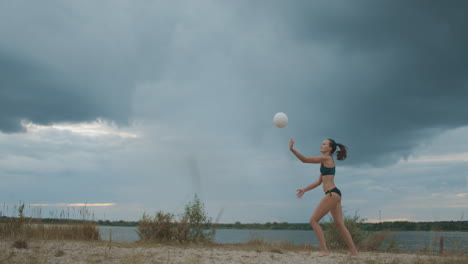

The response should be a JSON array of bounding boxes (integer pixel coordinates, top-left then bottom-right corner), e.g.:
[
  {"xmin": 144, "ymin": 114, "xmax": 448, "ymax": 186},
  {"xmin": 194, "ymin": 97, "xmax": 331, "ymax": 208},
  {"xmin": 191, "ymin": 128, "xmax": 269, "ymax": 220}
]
[{"xmin": 1, "ymin": 240, "xmax": 466, "ymax": 264}]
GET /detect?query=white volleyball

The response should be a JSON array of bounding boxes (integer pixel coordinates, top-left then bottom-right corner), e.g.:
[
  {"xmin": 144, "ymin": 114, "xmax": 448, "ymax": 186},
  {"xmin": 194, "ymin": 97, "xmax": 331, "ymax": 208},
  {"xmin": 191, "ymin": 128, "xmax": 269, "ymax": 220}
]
[{"xmin": 273, "ymin": 112, "xmax": 288, "ymax": 128}]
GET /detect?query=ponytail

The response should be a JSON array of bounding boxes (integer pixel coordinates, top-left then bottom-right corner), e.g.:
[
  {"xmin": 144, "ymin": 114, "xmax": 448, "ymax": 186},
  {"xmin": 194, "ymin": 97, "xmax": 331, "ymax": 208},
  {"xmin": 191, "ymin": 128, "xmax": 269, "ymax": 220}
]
[
  {"xmin": 336, "ymin": 143, "xmax": 347, "ymax": 160},
  {"xmin": 327, "ymin": 139, "xmax": 348, "ymax": 161}
]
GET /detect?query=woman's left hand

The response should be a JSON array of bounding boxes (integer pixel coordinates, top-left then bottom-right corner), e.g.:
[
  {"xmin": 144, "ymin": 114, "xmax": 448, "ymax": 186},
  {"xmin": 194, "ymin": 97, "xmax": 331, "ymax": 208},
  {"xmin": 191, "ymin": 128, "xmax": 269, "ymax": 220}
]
[
  {"xmin": 296, "ymin": 188, "xmax": 305, "ymax": 199},
  {"xmin": 289, "ymin": 138, "xmax": 295, "ymax": 150}
]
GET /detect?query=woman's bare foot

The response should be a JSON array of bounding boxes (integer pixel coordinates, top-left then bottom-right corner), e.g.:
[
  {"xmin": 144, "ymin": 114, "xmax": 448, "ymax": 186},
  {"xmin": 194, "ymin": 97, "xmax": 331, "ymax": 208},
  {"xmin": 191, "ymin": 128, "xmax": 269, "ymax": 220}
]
[
  {"xmin": 349, "ymin": 250, "xmax": 358, "ymax": 256},
  {"xmin": 317, "ymin": 251, "xmax": 330, "ymax": 257}
]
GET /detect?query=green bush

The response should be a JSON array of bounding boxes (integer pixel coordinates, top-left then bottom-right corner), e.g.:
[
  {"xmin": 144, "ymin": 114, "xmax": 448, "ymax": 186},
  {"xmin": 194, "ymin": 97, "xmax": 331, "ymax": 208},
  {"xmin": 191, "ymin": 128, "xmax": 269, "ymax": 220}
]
[
  {"xmin": 180, "ymin": 195, "xmax": 213, "ymax": 242},
  {"xmin": 323, "ymin": 211, "xmax": 368, "ymax": 250},
  {"xmin": 322, "ymin": 211, "xmax": 398, "ymax": 251},
  {"xmin": 138, "ymin": 211, "xmax": 176, "ymax": 242},
  {"xmin": 138, "ymin": 195, "xmax": 213, "ymax": 243}
]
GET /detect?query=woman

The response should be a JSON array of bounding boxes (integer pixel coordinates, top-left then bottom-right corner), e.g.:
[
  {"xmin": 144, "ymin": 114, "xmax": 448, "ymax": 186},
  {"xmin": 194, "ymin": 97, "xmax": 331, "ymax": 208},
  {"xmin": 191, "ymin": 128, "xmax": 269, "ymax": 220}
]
[{"xmin": 289, "ymin": 138, "xmax": 358, "ymax": 257}]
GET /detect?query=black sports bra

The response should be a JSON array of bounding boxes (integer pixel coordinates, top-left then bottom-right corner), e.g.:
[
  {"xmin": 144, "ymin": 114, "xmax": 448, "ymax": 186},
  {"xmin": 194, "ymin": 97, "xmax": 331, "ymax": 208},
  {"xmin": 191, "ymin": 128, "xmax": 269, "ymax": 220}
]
[{"xmin": 320, "ymin": 164, "xmax": 335, "ymax": 176}]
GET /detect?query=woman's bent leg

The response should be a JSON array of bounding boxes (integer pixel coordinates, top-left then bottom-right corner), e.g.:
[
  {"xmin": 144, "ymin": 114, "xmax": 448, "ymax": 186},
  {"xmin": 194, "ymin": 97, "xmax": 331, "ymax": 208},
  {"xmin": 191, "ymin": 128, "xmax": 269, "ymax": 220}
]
[{"xmin": 310, "ymin": 194, "xmax": 341, "ymax": 256}]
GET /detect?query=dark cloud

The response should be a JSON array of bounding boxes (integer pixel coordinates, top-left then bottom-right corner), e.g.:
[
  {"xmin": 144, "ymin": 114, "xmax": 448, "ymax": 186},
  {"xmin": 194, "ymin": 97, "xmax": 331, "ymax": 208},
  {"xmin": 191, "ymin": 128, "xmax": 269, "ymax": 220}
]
[
  {"xmin": 0, "ymin": 51, "xmax": 130, "ymax": 132},
  {"xmin": 230, "ymin": 0, "xmax": 468, "ymax": 165},
  {"xmin": 0, "ymin": 1, "xmax": 176, "ymax": 132},
  {"xmin": 1, "ymin": 1, "xmax": 467, "ymax": 167}
]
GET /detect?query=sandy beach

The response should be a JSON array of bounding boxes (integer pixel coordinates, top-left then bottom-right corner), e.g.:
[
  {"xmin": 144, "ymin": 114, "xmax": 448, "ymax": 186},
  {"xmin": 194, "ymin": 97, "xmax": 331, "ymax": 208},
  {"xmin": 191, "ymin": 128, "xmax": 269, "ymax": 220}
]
[{"xmin": 1, "ymin": 240, "xmax": 466, "ymax": 264}]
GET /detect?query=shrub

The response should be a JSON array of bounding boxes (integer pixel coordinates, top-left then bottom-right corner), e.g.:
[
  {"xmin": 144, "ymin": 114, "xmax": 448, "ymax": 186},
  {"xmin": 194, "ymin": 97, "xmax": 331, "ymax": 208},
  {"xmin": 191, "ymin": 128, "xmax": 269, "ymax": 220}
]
[
  {"xmin": 138, "ymin": 195, "xmax": 213, "ymax": 243},
  {"xmin": 137, "ymin": 211, "xmax": 176, "ymax": 242},
  {"xmin": 180, "ymin": 195, "xmax": 213, "ymax": 243},
  {"xmin": 359, "ymin": 230, "xmax": 395, "ymax": 251},
  {"xmin": 322, "ymin": 211, "xmax": 368, "ymax": 250},
  {"xmin": 322, "ymin": 211, "xmax": 399, "ymax": 251}
]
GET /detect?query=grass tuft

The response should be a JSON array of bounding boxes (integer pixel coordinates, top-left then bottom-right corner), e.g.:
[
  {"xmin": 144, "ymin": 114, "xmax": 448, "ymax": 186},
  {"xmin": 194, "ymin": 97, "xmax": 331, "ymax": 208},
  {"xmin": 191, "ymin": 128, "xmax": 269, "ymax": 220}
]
[
  {"xmin": 12, "ymin": 240, "xmax": 28, "ymax": 249},
  {"xmin": 54, "ymin": 249, "xmax": 65, "ymax": 257}
]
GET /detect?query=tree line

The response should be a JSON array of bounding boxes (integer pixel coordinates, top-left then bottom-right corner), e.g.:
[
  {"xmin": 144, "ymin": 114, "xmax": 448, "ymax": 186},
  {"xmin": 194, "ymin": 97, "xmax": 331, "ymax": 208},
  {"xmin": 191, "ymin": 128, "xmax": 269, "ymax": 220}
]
[
  {"xmin": 214, "ymin": 221, "xmax": 468, "ymax": 232},
  {"xmin": 2, "ymin": 216, "xmax": 466, "ymax": 232},
  {"xmin": 360, "ymin": 221, "xmax": 468, "ymax": 232}
]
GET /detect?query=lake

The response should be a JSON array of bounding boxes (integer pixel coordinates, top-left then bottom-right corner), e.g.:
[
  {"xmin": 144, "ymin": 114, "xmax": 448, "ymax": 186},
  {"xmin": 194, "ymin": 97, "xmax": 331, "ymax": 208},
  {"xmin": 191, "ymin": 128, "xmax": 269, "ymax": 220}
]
[{"xmin": 98, "ymin": 226, "xmax": 467, "ymax": 254}]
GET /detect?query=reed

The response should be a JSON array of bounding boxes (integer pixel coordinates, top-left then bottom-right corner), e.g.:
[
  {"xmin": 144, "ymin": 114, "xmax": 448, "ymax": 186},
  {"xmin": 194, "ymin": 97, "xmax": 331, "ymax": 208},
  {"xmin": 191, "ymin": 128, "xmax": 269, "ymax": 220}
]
[{"xmin": 0, "ymin": 202, "xmax": 100, "ymax": 241}]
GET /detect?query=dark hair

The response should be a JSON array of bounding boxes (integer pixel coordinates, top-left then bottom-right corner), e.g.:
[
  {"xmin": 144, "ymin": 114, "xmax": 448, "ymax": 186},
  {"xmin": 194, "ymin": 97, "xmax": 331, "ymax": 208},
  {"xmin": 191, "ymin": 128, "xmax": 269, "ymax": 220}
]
[{"xmin": 327, "ymin": 139, "xmax": 347, "ymax": 160}]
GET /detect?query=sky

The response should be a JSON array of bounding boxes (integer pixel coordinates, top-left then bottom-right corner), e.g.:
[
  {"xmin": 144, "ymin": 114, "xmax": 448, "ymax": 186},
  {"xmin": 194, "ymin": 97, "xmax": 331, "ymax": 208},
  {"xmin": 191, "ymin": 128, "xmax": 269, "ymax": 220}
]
[{"xmin": 0, "ymin": 0, "xmax": 467, "ymax": 223}]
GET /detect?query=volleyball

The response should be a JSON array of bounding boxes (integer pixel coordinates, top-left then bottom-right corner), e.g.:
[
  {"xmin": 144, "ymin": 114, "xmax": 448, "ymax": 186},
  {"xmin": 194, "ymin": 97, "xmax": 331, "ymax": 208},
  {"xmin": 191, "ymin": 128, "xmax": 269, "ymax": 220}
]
[{"xmin": 273, "ymin": 112, "xmax": 288, "ymax": 128}]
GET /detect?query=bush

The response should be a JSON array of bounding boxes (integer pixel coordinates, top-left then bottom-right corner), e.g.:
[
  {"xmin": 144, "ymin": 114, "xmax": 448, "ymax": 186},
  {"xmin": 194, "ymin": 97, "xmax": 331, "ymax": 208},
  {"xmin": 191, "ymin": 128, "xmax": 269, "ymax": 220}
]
[
  {"xmin": 138, "ymin": 195, "xmax": 213, "ymax": 243},
  {"xmin": 179, "ymin": 195, "xmax": 213, "ymax": 243},
  {"xmin": 322, "ymin": 211, "xmax": 398, "ymax": 251},
  {"xmin": 359, "ymin": 230, "xmax": 394, "ymax": 251},
  {"xmin": 138, "ymin": 211, "xmax": 176, "ymax": 242},
  {"xmin": 323, "ymin": 211, "xmax": 368, "ymax": 250}
]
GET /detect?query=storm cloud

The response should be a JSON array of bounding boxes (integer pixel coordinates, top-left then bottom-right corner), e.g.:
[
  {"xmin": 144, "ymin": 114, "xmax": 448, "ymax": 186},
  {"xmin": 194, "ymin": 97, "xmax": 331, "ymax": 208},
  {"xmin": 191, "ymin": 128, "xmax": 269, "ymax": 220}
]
[
  {"xmin": 1, "ymin": 0, "xmax": 467, "ymax": 222},
  {"xmin": 2, "ymin": 1, "xmax": 467, "ymax": 166},
  {"xmin": 0, "ymin": 1, "xmax": 175, "ymax": 131}
]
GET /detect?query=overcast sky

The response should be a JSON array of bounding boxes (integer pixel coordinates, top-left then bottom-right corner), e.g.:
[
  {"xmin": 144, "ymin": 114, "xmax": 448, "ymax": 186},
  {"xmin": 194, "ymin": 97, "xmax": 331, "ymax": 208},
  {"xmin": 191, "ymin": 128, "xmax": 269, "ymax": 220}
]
[{"xmin": 1, "ymin": 0, "xmax": 467, "ymax": 223}]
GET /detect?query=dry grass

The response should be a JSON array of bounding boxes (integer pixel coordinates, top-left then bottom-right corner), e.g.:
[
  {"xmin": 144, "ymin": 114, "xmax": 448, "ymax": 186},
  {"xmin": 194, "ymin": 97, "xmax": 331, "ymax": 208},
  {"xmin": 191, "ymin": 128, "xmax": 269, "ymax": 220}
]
[
  {"xmin": 0, "ymin": 221, "xmax": 100, "ymax": 241},
  {"xmin": 359, "ymin": 230, "xmax": 399, "ymax": 251},
  {"xmin": 232, "ymin": 238, "xmax": 317, "ymax": 253},
  {"xmin": 0, "ymin": 203, "xmax": 100, "ymax": 242}
]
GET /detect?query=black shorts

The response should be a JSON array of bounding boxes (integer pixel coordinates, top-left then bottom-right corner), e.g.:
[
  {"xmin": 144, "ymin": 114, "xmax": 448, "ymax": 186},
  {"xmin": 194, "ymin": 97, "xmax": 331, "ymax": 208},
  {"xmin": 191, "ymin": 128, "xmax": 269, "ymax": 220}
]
[{"xmin": 325, "ymin": 187, "xmax": 342, "ymax": 197}]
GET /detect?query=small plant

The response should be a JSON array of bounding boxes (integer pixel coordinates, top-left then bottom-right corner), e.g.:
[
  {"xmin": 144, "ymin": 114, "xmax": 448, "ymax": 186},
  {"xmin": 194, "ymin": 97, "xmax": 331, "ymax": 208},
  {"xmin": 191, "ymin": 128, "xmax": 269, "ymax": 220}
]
[
  {"xmin": 270, "ymin": 248, "xmax": 283, "ymax": 254},
  {"xmin": 180, "ymin": 194, "xmax": 213, "ymax": 243},
  {"xmin": 12, "ymin": 240, "xmax": 28, "ymax": 249},
  {"xmin": 55, "ymin": 249, "xmax": 65, "ymax": 257},
  {"xmin": 2, "ymin": 203, "xmax": 31, "ymax": 238}
]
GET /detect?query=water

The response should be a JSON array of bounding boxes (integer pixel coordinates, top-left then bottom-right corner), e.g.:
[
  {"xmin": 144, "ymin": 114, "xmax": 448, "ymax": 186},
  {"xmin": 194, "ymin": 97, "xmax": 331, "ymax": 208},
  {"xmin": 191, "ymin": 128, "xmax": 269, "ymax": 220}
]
[
  {"xmin": 98, "ymin": 226, "xmax": 467, "ymax": 253},
  {"xmin": 99, "ymin": 226, "xmax": 140, "ymax": 242},
  {"xmin": 390, "ymin": 231, "xmax": 467, "ymax": 253}
]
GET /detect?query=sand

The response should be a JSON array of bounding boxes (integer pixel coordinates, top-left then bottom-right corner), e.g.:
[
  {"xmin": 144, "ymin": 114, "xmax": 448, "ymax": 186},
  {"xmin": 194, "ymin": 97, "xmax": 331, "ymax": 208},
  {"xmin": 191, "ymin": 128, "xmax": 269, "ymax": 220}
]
[{"xmin": 0, "ymin": 240, "xmax": 466, "ymax": 264}]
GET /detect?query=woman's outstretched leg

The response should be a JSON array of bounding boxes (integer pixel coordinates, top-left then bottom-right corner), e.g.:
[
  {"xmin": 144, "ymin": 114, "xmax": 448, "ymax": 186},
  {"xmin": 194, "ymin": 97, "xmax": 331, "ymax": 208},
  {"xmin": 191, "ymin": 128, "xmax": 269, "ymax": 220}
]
[
  {"xmin": 330, "ymin": 201, "xmax": 358, "ymax": 256},
  {"xmin": 310, "ymin": 194, "xmax": 340, "ymax": 256}
]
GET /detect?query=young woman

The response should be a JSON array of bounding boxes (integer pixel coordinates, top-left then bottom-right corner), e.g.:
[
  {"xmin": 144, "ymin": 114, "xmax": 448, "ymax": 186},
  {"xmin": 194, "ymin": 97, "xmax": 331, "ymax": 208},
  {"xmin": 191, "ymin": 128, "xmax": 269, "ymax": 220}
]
[{"xmin": 289, "ymin": 138, "xmax": 358, "ymax": 257}]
